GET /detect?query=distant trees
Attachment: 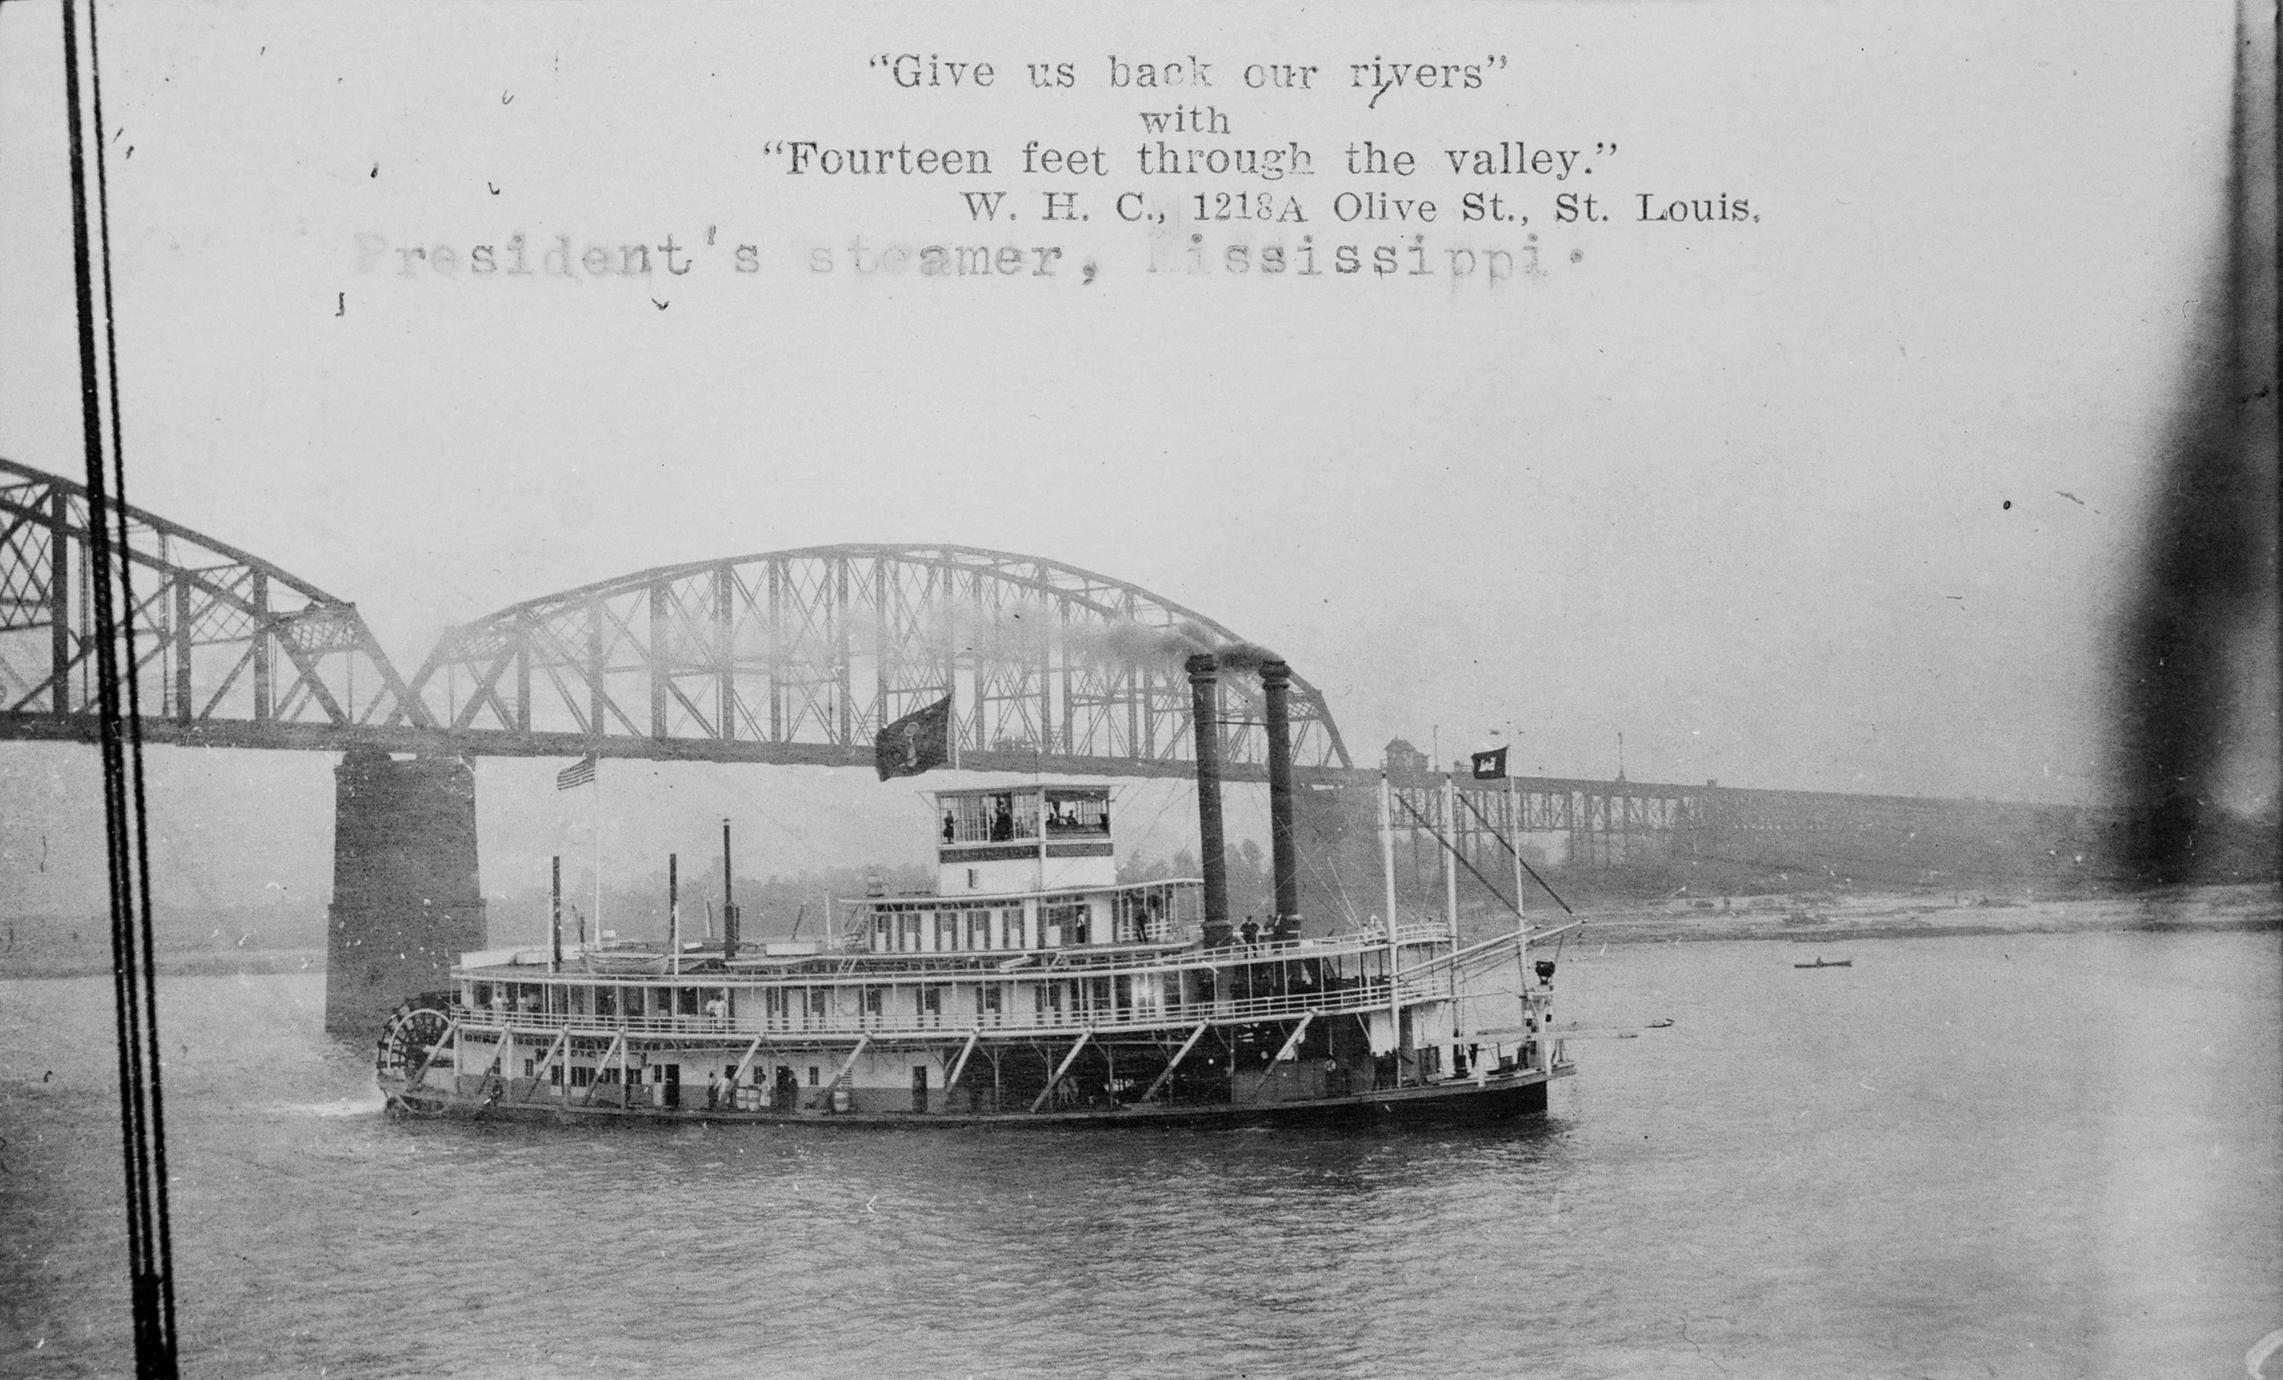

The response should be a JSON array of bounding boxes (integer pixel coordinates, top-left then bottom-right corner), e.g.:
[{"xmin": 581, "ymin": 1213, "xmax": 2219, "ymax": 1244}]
[
  {"xmin": 1119, "ymin": 838, "xmax": 1275, "ymax": 923},
  {"xmin": 486, "ymin": 862, "xmax": 933, "ymax": 947}
]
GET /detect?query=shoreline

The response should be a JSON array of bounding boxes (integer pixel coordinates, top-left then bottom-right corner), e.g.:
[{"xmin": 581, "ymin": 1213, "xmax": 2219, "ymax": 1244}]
[
  {"xmin": 1506, "ymin": 884, "xmax": 2279, "ymax": 948},
  {"xmin": 3, "ymin": 887, "xmax": 2274, "ymax": 981}
]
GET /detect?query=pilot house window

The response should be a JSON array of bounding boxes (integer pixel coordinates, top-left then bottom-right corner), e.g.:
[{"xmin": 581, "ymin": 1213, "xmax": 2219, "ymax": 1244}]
[
  {"xmin": 943, "ymin": 793, "xmax": 1039, "ymax": 844},
  {"xmin": 1044, "ymin": 792, "xmax": 1109, "ymax": 835}
]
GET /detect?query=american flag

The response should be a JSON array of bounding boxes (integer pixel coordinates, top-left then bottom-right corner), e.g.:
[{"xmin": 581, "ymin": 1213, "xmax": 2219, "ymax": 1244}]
[{"xmin": 555, "ymin": 754, "xmax": 597, "ymax": 791}]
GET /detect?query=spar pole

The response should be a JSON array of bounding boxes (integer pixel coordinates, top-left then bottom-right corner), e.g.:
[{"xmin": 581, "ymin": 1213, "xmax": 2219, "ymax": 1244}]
[
  {"xmin": 1509, "ymin": 773, "xmax": 1536, "ymax": 1069},
  {"xmin": 590, "ymin": 760, "xmax": 603, "ymax": 947},
  {"xmin": 1378, "ymin": 771, "xmax": 1402, "ymax": 1087},
  {"xmin": 1509, "ymin": 774, "xmax": 1528, "ymax": 945},
  {"xmin": 1442, "ymin": 769, "xmax": 1462, "ymax": 1074}
]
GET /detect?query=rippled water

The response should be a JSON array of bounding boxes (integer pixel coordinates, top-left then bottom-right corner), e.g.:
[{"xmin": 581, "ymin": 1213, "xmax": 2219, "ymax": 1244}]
[{"xmin": 4, "ymin": 921, "xmax": 2277, "ymax": 1378}]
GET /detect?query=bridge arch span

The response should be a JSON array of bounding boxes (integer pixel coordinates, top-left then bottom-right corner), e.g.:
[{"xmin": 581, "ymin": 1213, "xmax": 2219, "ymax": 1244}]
[
  {"xmin": 0, "ymin": 457, "xmax": 427, "ymax": 745},
  {"xmin": 402, "ymin": 543, "xmax": 1352, "ymax": 777}
]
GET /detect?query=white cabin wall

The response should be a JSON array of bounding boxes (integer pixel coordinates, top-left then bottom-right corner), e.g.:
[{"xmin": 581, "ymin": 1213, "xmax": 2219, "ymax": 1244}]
[{"xmin": 1039, "ymin": 853, "xmax": 1117, "ymax": 891}]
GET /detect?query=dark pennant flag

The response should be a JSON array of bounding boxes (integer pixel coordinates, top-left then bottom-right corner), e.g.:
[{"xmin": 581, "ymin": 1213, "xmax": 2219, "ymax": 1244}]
[
  {"xmin": 1470, "ymin": 746, "xmax": 1509, "ymax": 780},
  {"xmin": 876, "ymin": 695, "xmax": 953, "ymax": 781},
  {"xmin": 555, "ymin": 754, "xmax": 597, "ymax": 791}
]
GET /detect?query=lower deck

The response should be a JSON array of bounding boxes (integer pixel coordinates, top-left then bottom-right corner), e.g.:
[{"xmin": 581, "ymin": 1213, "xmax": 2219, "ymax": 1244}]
[
  {"xmin": 389, "ymin": 1060, "xmax": 1569, "ymax": 1128},
  {"xmin": 394, "ymin": 1009, "xmax": 1557, "ymax": 1112},
  {"xmin": 379, "ymin": 925, "xmax": 1572, "ymax": 1126}
]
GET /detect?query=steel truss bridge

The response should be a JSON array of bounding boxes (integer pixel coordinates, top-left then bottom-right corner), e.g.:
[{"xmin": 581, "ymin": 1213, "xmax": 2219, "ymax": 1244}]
[
  {"xmin": 0, "ymin": 459, "xmax": 1348, "ymax": 778},
  {"xmin": 2, "ymin": 454, "xmax": 2119, "ymax": 885},
  {"xmin": 0, "ymin": 459, "xmax": 428, "ymax": 747},
  {"xmin": 1384, "ymin": 772, "xmax": 2118, "ymax": 891}
]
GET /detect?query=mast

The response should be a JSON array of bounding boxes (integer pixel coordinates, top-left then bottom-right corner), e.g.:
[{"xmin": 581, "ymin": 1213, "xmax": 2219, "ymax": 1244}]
[{"xmin": 668, "ymin": 852, "xmax": 679, "ymax": 977}]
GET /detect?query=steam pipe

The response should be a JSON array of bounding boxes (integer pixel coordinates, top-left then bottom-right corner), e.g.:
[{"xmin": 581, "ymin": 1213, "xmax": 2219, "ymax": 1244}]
[
  {"xmin": 550, "ymin": 855, "xmax": 562, "ymax": 972},
  {"xmin": 1260, "ymin": 659, "xmax": 1300, "ymax": 933},
  {"xmin": 1185, "ymin": 653, "xmax": 1230, "ymax": 938}
]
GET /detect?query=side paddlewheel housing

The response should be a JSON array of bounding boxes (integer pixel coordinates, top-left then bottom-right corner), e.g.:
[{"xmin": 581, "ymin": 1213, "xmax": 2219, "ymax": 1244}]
[{"xmin": 374, "ymin": 993, "xmax": 454, "ymax": 1112}]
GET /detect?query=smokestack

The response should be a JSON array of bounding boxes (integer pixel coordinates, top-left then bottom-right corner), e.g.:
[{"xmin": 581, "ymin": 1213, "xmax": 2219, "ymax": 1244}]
[
  {"xmin": 1260, "ymin": 660, "xmax": 1300, "ymax": 934},
  {"xmin": 721, "ymin": 818, "xmax": 739, "ymax": 962},
  {"xmin": 1186, "ymin": 653, "xmax": 1231, "ymax": 941}
]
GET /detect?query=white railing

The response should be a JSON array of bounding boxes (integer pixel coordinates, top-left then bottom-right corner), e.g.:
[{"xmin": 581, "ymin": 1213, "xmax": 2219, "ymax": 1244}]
[
  {"xmin": 479, "ymin": 925, "xmax": 1459, "ymax": 989},
  {"xmin": 452, "ymin": 981, "xmax": 1430, "ymax": 1043},
  {"xmin": 450, "ymin": 925, "xmax": 1485, "ymax": 1043}
]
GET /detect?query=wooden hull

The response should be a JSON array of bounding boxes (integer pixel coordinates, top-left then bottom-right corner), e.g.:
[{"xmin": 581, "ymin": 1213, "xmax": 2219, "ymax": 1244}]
[{"xmin": 382, "ymin": 1064, "xmax": 1568, "ymax": 1129}]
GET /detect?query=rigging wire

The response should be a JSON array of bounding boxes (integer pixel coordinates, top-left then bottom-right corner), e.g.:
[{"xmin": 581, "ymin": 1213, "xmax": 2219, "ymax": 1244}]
[{"xmin": 62, "ymin": 0, "xmax": 177, "ymax": 1371}]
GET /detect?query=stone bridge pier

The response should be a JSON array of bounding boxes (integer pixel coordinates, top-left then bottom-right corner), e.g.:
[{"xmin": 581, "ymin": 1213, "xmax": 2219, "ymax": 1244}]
[{"xmin": 324, "ymin": 747, "xmax": 486, "ymax": 1037}]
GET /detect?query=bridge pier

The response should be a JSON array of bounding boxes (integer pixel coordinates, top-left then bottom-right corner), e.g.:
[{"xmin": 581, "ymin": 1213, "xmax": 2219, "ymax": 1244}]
[{"xmin": 324, "ymin": 747, "xmax": 486, "ymax": 1037}]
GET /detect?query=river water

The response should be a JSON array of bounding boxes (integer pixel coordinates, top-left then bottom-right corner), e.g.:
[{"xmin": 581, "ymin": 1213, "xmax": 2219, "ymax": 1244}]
[{"xmin": 3, "ymin": 918, "xmax": 2277, "ymax": 1378}]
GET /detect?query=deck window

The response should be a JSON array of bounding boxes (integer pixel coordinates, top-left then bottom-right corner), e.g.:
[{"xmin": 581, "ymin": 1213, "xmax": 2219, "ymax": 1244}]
[
  {"xmin": 1044, "ymin": 896, "xmax": 1087, "ymax": 946},
  {"xmin": 1043, "ymin": 790, "xmax": 1109, "ymax": 836},
  {"xmin": 943, "ymin": 791, "xmax": 1041, "ymax": 844},
  {"xmin": 1116, "ymin": 885, "xmax": 1182, "ymax": 942}
]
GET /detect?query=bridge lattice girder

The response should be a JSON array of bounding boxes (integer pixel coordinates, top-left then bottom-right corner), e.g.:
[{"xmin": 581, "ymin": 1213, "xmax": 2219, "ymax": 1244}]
[
  {"xmin": 399, "ymin": 545, "xmax": 1352, "ymax": 777},
  {"xmin": 0, "ymin": 458, "xmax": 429, "ymax": 746}
]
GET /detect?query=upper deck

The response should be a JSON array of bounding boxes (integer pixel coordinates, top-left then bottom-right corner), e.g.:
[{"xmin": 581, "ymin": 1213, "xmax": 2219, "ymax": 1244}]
[
  {"xmin": 934, "ymin": 784, "xmax": 1116, "ymax": 895},
  {"xmin": 447, "ymin": 923, "xmax": 1469, "ymax": 1042}
]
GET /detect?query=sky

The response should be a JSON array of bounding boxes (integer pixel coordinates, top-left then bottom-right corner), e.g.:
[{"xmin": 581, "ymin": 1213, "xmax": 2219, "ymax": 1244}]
[{"xmin": 0, "ymin": 2, "xmax": 2271, "ymax": 915}]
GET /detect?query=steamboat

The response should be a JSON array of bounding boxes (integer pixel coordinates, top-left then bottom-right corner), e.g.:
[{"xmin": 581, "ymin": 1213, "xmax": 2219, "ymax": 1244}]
[{"xmin": 374, "ymin": 657, "xmax": 1575, "ymax": 1125}]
